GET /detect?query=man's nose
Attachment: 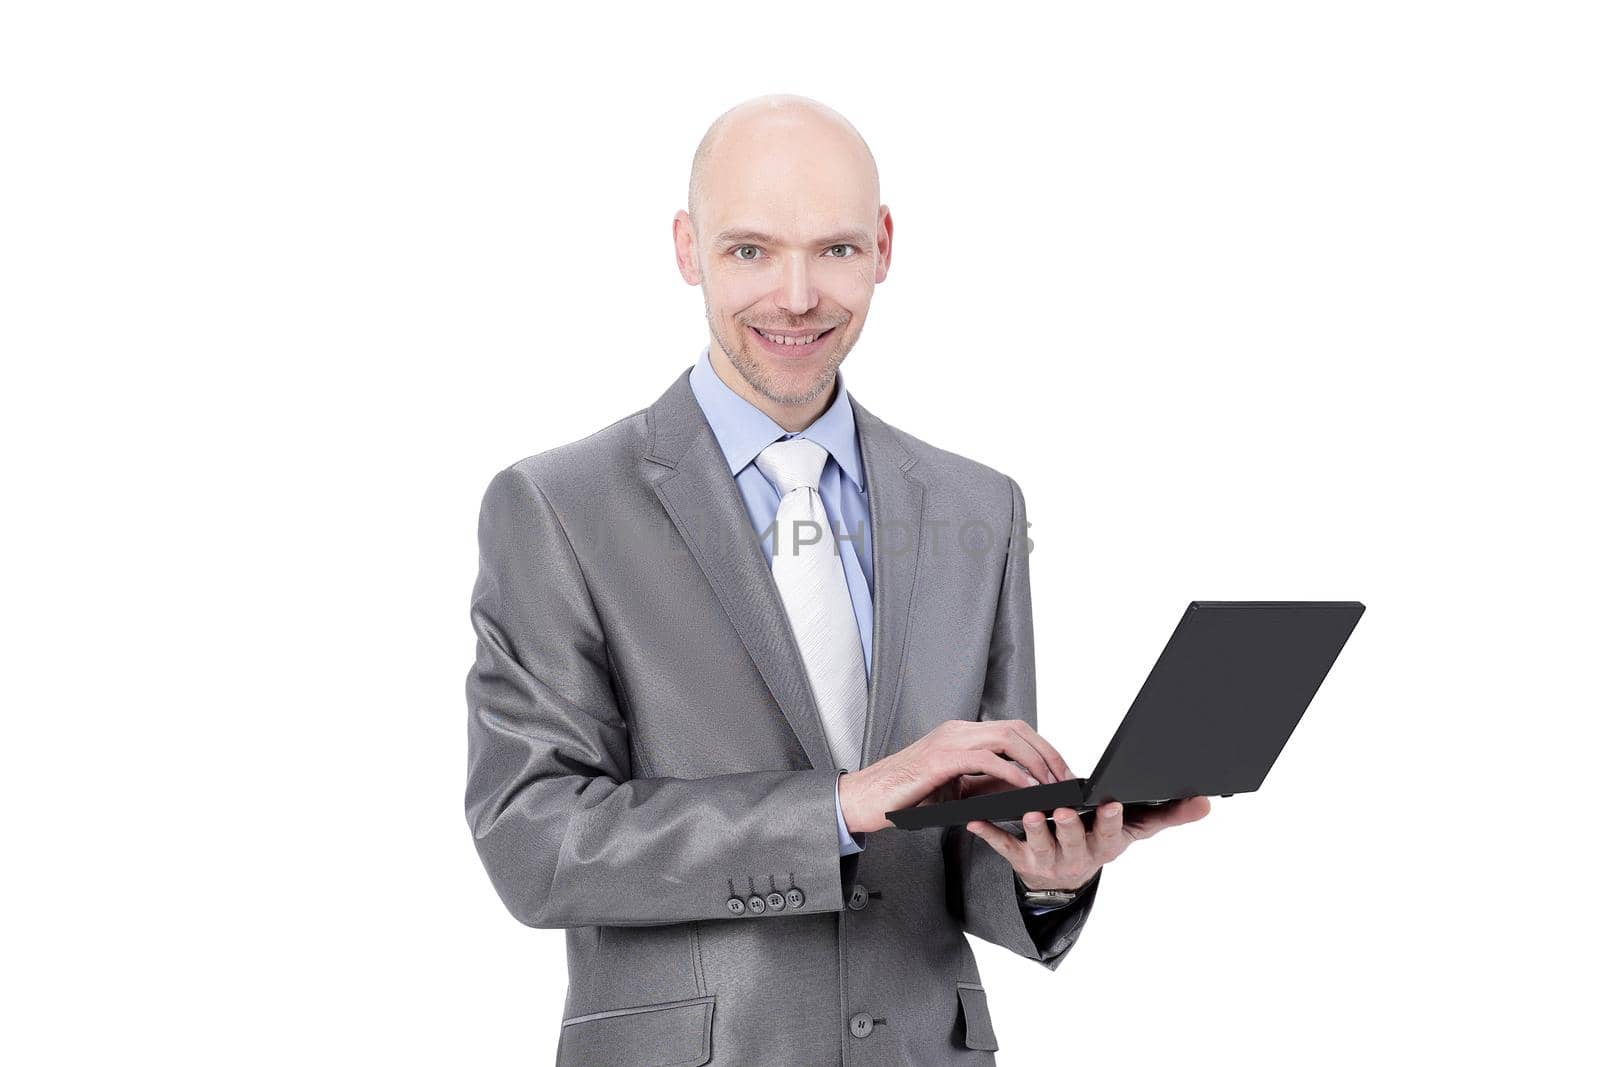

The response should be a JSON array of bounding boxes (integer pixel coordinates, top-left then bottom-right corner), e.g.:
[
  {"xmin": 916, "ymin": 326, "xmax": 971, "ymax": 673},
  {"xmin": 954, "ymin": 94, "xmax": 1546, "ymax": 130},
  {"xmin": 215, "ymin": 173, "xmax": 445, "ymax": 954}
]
[{"xmin": 775, "ymin": 251, "xmax": 820, "ymax": 314}]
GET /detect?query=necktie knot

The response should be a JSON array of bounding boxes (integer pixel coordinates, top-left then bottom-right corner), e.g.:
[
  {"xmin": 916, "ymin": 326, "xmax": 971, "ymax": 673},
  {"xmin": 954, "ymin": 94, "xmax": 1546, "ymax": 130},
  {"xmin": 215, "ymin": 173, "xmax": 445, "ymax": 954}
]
[{"xmin": 754, "ymin": 436, "xmax": 829, "ymax": 497}]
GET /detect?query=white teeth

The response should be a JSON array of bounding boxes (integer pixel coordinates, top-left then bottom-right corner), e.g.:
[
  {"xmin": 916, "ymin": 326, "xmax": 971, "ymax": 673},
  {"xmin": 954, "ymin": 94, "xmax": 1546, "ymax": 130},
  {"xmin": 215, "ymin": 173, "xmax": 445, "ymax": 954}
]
[{"xmin": 757, "ymin": 329, "xmax": 818, "ymax": 345}]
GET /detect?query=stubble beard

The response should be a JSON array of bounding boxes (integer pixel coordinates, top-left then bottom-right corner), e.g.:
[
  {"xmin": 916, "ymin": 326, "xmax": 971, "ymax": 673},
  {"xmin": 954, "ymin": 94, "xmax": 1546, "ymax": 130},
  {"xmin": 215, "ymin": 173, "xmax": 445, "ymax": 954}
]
[{"xmin": 707, "ymin": 312, "xmax": 852, "ymax": 408}]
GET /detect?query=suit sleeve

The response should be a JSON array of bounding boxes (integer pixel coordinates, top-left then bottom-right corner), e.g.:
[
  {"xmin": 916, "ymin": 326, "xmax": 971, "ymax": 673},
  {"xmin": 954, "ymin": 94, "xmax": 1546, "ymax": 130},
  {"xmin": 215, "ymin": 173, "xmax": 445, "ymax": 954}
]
[
  {"xmin": 465, "ymin": 464, "xmax": 856, "ymax": 928},
  {"xmin": 942, "ymin": 474, "xmax": 1101, "ymax": 970}
]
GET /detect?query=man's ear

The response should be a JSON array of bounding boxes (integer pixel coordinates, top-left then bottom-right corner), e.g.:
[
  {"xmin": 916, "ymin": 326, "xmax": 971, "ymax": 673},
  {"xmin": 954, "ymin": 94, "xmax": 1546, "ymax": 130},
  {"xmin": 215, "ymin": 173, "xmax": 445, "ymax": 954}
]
[
  {"xmin": 875, "ymin": 204, "xmax": 894, "ymax": 283},
  {"xmin": 672, "ymin": 210, "xmax": 703, "ymax": 285}
]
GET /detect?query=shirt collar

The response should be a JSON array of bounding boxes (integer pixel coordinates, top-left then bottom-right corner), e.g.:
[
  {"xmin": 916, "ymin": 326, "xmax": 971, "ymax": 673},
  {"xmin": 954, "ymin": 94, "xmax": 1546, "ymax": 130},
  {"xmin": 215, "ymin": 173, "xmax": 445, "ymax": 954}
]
[{"xmin": 688, "ymin": 344, "xmax": 866, "ymax": 493}]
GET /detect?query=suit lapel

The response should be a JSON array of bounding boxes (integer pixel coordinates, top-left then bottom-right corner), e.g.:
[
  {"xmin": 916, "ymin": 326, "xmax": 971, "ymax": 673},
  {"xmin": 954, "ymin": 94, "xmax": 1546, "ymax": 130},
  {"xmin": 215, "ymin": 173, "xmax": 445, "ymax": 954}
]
[
  {"xmin": 644, "ymin": 366, "xmax": 924, "ymax": 773},
  {"xmin": 850, "ymin": 395, "xmax": 924, "ymax": 769}
]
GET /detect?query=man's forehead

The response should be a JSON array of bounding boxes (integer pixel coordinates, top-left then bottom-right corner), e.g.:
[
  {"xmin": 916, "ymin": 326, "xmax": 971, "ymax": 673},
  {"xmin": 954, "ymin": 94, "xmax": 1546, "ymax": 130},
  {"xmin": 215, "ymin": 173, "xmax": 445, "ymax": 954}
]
[{"xmin": 709, "ymin": 222, "xmax": 877, "ymax": 248}]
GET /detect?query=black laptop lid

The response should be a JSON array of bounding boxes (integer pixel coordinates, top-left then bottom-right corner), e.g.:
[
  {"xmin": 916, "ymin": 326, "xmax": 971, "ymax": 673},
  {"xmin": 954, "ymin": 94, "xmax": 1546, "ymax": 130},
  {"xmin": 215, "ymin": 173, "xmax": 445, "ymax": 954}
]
[{"xmin": 1082, "ymin": 601, "xmax": 1364, "ymax": 806}]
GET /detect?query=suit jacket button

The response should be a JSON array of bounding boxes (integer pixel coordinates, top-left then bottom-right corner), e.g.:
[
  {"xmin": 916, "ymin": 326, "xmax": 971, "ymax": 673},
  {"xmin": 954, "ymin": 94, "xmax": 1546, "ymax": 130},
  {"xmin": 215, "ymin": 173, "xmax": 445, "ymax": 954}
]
[
  {"xmin": 746, "ymin": 894, "xmax": 766, "ymax": 915},
  {"xmin": 786, "ymin": 887, "xmax": 805, "ymax": 909},
  {"xmin": 850, "ymin": 1012, "xmax": 874, "ymax": 1038},
  {"xmin": 848, "ymin": 883, "xmax": 869, "ymax": 910},
  {"xmin": 726, "ymin": 897, "xmax": 746, "ymax": 916},
  {"xmin": 765, "ymin": 891, "xmax": 786, "ymax": 911}
]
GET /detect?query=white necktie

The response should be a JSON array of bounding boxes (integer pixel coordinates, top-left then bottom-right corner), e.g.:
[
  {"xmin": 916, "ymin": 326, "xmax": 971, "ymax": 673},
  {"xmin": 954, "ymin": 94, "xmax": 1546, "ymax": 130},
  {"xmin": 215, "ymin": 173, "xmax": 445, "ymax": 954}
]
[{"xmin": 754, "ymin": 437, "xmax": 870, "ymax": 773}]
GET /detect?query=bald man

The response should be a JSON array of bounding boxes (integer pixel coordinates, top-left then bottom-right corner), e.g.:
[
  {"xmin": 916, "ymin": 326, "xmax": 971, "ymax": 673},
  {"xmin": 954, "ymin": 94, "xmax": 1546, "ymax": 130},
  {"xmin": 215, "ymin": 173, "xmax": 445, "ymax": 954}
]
[{"xmin": 464, "ymin": 94, "xmax": 1208, "ymax": 1066}]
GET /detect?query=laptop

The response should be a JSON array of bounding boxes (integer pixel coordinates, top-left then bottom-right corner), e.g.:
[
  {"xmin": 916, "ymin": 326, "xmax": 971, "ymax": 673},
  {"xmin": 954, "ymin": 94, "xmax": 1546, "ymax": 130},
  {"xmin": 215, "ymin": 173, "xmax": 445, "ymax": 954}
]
[{"xmin": 885, "ymin": 601, "xmax": 1365, "ymax": 830}]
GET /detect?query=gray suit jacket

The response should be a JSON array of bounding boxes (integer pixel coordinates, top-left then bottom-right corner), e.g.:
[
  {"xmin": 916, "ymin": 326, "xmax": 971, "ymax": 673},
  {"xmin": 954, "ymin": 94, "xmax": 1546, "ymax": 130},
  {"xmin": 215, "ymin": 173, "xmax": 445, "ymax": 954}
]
[{"xmin": 464, "ymin": 365, "xmax": 1100, "ymax": 1066}]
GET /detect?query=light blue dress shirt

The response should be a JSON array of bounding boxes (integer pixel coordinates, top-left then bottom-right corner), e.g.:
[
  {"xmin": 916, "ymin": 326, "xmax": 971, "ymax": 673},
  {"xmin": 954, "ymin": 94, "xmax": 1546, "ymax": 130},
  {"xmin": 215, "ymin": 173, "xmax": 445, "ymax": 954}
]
[{"xmin": 687, "ymin": 345, "xmax": 1072, "ymax": 915}]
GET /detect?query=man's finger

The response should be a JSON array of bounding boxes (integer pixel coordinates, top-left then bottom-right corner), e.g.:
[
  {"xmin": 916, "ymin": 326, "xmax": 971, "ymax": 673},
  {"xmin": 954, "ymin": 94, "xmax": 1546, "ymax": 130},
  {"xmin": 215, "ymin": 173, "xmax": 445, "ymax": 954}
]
[
  {"xmin": 960, "ymin": 773, "xmax": 1027, "ymax": 799},
  {"xmin": 1175, "ymin": 795, "xmax": 1212, "ymax": 822},
  {"xmin": 1020, "ymin": 811, "xmax": 1056, "ymax": 862},
  {"xmin": 1015, "ymin": 721, "xmax": 1073, "ymax": 783},
  {"xmin": 947, "ymin": 750, "xmax": 1037, "ymax": 791},
  {"xmin": 1128, "ymin": 795, "xmax": 1212, "ymax": 838},
  {"xmin": 1090, "ymin": 802, "xmax": 1124, "ymax": 860},
  {"xmin": 1003, "ymin": 720, "xmax": 1072, "ymax": 783},
  {"xmin": 1050, "ymin": 806, "xmax": 1088, "ymax": 854},
  {"xmin": 965, "ymin": 721, "xmax": 1055, "ymax": 786},
  {"xmin": 965, "ymin": 820, "xmax": 1021, "ymax": 863},
  {"xmin": 979, "ymin": 719, "xmax": 1072, "ymax": 784}
]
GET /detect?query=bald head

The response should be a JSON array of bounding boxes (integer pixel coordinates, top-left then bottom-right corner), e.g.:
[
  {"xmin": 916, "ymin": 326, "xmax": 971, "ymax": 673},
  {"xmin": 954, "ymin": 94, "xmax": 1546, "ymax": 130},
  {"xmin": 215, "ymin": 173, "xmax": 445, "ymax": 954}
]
[
  {"xmin": 674, "ymin": 94, "xmax": 890, "ymax": 430},
  {"xmin": 687, "ymin": 94, "xmax": 879, "ymax": 230}
]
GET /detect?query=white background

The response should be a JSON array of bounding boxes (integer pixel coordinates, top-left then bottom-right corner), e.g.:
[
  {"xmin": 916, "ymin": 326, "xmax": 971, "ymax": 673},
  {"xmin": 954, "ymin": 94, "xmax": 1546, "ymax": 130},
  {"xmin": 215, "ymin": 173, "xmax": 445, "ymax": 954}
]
[{"xmin": 3, "ymin": 2, "xmax": 1596, "ymax": 1064}]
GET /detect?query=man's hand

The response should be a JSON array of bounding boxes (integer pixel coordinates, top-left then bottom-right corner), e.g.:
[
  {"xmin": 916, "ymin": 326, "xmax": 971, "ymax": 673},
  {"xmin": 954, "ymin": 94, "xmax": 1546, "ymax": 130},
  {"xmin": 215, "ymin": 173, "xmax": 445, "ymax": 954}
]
[
  {"xmin": 838, "ymin": 718, "xmax": 1070, "ymax": 835},
  {"xmin": 968, "ymin": 796, "xmax": 1213, "ymax": 891}
]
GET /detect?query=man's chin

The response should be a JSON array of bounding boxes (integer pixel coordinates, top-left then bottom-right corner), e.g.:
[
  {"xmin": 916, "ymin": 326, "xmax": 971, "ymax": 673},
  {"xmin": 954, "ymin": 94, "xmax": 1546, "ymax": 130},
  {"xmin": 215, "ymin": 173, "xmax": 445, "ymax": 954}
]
[
  {"xmin": 731, "ymin": 348, "xmax": 833, "ymax": 405},
  {"xmin": 753, "ymin": 365, "xmax": 834, "ymax": 407}
]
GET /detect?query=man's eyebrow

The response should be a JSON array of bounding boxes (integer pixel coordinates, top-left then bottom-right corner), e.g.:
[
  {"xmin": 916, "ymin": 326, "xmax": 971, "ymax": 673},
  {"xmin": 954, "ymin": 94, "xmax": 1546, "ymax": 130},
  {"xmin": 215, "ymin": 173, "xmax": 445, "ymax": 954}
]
[{"xmin": 712, "ymin": 228, "xmax": 874, "ymax": 248}]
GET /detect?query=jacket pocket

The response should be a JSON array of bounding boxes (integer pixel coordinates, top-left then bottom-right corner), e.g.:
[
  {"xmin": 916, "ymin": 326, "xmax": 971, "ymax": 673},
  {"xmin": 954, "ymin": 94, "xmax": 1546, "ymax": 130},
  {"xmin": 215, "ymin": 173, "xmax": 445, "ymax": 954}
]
[
  {"xmin": 556, "ymin": 994, "xmax": 715, "ymax": 1067},
  {"xmin": 955, "ymin": 982, "xmax": 999, "ymax": 1051}
]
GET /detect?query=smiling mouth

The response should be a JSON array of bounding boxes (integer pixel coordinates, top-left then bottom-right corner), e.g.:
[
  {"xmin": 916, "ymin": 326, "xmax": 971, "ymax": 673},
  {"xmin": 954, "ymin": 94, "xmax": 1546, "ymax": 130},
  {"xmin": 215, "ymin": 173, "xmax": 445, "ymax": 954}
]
[{"xmin": 747, "ymin": 324, "xmax": 836, "ymax": 355}]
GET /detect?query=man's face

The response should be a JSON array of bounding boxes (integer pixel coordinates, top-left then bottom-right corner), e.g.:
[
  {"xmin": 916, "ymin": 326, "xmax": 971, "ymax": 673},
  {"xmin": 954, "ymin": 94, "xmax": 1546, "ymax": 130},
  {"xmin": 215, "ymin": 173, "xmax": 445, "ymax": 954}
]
[{"xmin": 679, "ymin": 122, "xmax": 890, "ymax": 409}]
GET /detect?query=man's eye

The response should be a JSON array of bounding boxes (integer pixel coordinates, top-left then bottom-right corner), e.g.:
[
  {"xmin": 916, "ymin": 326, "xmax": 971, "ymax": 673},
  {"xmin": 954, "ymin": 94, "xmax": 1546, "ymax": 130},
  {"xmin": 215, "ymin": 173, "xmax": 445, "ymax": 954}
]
[{"xmin": 730, "ymin": 244, "xmax": 856, "ymax": 261}]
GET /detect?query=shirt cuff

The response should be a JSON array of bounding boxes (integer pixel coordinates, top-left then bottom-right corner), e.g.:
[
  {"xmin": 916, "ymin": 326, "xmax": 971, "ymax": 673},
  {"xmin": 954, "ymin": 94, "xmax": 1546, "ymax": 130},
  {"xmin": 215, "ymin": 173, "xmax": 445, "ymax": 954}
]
[
  {"xmin": 835, "ymin": 771, "xmax": 865, "ymax": 856},
  {"xmin": 1024, "ymin": 900, "xmax": 1073, "ymax": 914}
]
